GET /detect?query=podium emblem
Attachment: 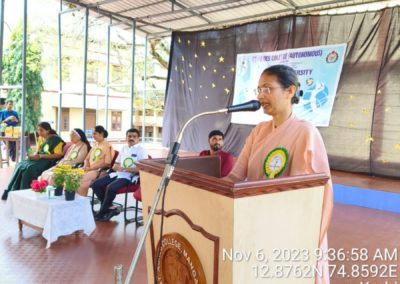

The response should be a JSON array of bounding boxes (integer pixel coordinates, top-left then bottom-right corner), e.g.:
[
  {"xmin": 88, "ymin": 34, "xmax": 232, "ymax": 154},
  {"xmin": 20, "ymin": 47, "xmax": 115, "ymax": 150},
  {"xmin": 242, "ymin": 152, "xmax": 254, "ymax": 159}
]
[
  {"xmin": 156, "ymin": 233, "xmax": 206, "ymax": 284},
  {"xmin": 263, "ymin": 147, "xmax": 288, "ymax": 179}
]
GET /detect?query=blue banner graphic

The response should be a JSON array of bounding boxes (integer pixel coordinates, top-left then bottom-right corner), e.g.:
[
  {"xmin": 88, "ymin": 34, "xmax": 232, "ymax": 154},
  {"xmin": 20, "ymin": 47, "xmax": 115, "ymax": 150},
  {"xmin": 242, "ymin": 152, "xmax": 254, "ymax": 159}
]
[{"xmin": 232, "ymin": 44, "xmax": 347, "ymax": 127}]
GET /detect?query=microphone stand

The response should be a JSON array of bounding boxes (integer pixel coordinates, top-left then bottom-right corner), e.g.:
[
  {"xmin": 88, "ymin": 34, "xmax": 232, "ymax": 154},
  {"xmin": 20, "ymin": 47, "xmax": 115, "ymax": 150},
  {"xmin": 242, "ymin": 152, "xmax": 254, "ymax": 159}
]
[{"xmin": 124, "ymin": 108, "xmax": 228, "ymax": 284}]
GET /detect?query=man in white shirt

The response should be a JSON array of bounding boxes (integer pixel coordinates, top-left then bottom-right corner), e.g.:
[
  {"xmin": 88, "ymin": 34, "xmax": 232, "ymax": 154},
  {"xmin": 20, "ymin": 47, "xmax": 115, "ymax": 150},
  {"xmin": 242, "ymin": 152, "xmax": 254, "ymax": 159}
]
[{"xmin": 92, "ymin": 128, "xmax": 148, "ymax": 221}]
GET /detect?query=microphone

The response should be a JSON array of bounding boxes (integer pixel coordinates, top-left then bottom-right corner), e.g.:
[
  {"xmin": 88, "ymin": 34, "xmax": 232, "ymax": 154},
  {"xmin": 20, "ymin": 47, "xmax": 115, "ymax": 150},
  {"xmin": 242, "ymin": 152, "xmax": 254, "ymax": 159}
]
[
  {"xmin": 125, "ymin": 97, "xmax": 260, "ymax": 282},
  {"xmin": 125, "ymin": 97, "xmax": 261, "ymax": 283},
  {"xmin": 227, "ymin": 100, "xmax": 261, "ymax": 113}
]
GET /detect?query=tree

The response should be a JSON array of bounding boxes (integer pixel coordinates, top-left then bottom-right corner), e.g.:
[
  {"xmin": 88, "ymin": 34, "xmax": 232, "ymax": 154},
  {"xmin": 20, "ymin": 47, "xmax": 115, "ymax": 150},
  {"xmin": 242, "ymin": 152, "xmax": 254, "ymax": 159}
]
[{"xmin": 2, "ymin": 24, "xmax": 44, "ymax": 134}]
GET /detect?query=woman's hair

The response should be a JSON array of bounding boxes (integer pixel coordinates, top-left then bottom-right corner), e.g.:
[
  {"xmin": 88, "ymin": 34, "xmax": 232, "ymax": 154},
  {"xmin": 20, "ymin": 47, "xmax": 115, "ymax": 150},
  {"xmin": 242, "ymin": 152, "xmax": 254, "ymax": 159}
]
[
  {"xmin": 94, "ymin": 125, "xmax": 108, "ymax": 138},
  {"xmin": 261, "ymin": 65, "xmax": 300, "ymax": 104},
  {"xmin": 73, "ymin": 128, "xmax": 91, "ymax": 152},
  {"xmin": 37, "ymin": 121, "xmax": 57, "ymax": 135}
]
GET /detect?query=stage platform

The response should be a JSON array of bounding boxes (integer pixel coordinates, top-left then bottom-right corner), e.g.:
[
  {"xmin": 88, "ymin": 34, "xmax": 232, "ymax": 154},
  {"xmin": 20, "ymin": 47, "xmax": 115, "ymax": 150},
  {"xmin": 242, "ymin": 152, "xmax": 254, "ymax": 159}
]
[{"xmin": 332, "ymin": 170, "xmax": 400, "ymax": 214}]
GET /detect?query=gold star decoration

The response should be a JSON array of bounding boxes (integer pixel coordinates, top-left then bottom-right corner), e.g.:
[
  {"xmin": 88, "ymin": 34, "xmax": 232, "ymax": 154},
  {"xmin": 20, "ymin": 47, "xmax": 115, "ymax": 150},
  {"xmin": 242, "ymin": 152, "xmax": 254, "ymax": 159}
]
[
  {"xmin": 181, "ymin": 69, "xmax": 184, "ymax": 73},
  {"xmin": 181, "ymin": 56, "xmax": 185, "ymax": 61},
  {"xmin": 200, "ymin": 85, "xmax": 203, "ymax": 88},
  {"xmin": 189, "ymin": 87, "xmax": 192, "ymax": 92},
  {"xmin": 381, "ymin": 159, "xmax": 389, "ymax": 164},
  {"xmin": 365, "ymin": 136, "xmax": 374, "ymax": 143},
  {"xmin": 205, "ymin": 95, "xmax": 208, "ymax": 99},
  {"xmin": 187, "ymin": 40, "xmax": 191, "ymax": 45},
  {"xmin": 177, "ymin": 37, "xmax": 181, "ymax": 43},
  {"xmin": 230, "ymin": 67, "xmax": 235, "ymax": 72},
  {"xmin": 211, "ymin": 83, "xmax": 216, "ymax": 88},
  {"xmin": 222, "ymin": 75, "xmax": 226, "ymax": 79},
  {"xmin": 395, "ymin": 143, "xmax": 400, "ymax": 150},
  {"xmin": 189, "ymin": 63, "xmax": 192, "ymax": 68},
  {"xmin": 213, "ymin": 69, "xmax": 217, "ymax": 73},
  {"xmin": 208, "ymin": 52, "xmax": 212, "ymax": 57},
  {"xmin": 200, "ymin": 41, "xmax": 206, "ymax": 47},
  {"xmin": 170, "ymin": 79, "xmax": 173, "ymax": 82},
  {"xmin": 219, "ymin": 56, "xmax": 225, "ymax": 63},
  {"xmin": 348, "ymin": 95, "xmax": 355, "ymax": 101},
  {"xmin": 224, "ymin": 88, "xmax": 230, "ymax": 94},
  {"xmin": 385, "ymin": 107, "xmax": 391, "ymax": 112},
  {"xmin": 181, "ymin": 80, "xmax": 185, "ymax": 85},
  {"xmin": 376, "ymin": 90, "xmax": 381, "ymax": 96},
  {"xmin": 194, "ymin": 53, "xmax": 198, "ymax": 58},
  {"xmin": 189, "ymin": 74, "xmax": 192, "ymax": 79},
  {"xmin": 347, "ymin": 122, "xmax": 354, "ymax": 128},
  {"xmin": 362, "ymin": 108, "xmax": 369, "ymax": 115},
  {"xmin": 174, "ymin": 65, "xmax": 178, "ymax": 71},
  {"xmin": 202, "ymin": 65, "xmax": 207, "ymax": 71}
]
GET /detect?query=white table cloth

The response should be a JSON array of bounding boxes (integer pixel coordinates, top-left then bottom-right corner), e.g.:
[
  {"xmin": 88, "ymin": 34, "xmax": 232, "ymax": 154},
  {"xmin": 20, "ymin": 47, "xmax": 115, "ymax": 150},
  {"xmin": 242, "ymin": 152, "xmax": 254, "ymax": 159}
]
[{"xmin": 6, "ymin": 189, "xmax": 96, "ymax": 248}]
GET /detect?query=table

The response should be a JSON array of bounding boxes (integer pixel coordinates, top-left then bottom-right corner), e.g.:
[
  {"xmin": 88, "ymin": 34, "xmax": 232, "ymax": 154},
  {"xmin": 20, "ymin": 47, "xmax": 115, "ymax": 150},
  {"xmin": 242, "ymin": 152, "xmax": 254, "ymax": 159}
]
[
  {"xmin": 0, "ymin": 136, "xmax": 22, "ymax": 166},
  {"xmin": 6, "ymin": 189, "xmax": 96, "ymax": 248}
]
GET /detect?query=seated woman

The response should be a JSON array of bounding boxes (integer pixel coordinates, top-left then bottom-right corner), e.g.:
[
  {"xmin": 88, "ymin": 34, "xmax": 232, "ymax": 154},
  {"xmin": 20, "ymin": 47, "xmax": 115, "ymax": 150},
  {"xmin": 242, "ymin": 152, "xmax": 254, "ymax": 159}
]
[
  {"xmin": 76, "ymin": 125, "xmax": 113, "ymax": 197},
  {"xmin": 39, "ymin": 128, "xmax": 91, "ymax": 185},
  {"xmin": 1, "ymin": 122, "xmax": 65, "ymax": 200}
]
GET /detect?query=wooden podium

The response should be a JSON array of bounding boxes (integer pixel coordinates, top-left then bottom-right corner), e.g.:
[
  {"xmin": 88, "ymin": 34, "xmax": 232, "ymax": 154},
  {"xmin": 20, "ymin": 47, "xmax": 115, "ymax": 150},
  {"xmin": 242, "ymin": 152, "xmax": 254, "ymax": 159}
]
[{"xmin": 137, "ymin": 156, "xmax": 329, "ymax": 284}]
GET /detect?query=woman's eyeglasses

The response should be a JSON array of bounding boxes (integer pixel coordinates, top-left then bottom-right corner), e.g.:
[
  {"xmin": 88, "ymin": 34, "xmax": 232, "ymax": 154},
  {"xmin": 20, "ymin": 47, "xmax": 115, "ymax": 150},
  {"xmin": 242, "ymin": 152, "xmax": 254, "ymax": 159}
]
[{"xmin": 254, "ymin": 86, "xmax": 282, "ymax": 96}]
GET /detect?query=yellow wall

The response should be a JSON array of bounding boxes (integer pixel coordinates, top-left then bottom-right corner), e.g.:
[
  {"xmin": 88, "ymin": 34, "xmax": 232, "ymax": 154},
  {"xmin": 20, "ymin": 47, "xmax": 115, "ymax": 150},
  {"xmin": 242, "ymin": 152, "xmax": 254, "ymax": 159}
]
[{"xmin": 40, "ymin": 91, "xmax": 161, "ymax": 142}]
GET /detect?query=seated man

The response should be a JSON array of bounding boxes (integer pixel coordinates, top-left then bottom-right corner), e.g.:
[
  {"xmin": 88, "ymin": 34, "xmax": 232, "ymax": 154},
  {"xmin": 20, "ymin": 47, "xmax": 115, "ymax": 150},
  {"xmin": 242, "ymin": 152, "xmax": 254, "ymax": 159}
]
[
  {"xmin": 199, "ymin": 130, "xmax": 234, "ymax": 177},
  {"xmin": 92, "ymin": 128, "xmax": 147, "ymax": 221}
]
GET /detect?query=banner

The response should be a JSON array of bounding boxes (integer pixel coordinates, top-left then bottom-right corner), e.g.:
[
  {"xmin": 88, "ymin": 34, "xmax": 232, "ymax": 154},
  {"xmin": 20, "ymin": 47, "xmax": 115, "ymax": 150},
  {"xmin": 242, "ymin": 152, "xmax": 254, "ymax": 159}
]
[{"xmin": 232, "ymin": 44, "xmax": 347, "ymax": 126}]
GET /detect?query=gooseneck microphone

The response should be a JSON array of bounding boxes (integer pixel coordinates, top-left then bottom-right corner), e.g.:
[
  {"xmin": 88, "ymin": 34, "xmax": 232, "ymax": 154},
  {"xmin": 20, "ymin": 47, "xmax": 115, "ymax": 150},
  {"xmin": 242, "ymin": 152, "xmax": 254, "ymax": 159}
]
[
  {"xmin": 227, "ymin": 100, "xmax": 261, "ymax": 113},
  {"xmin": 125, "ymin": 99, "xmax": 261, "ymax": 283}
]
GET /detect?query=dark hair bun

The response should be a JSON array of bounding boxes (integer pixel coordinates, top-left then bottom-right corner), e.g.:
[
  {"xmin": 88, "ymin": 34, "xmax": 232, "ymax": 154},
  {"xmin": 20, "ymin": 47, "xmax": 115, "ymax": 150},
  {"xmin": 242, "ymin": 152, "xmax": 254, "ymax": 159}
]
[{"xmin": 94, "ymin": 125, "xmax": 108, "ymax": 138}]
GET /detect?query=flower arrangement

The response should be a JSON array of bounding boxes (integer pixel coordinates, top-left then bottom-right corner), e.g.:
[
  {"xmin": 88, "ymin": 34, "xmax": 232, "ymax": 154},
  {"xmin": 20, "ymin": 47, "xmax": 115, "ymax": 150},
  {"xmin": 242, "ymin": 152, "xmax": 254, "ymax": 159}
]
[
  {"xmin": 53, "ymin": 164, "xmax": 72, "ymax": 187},
  {"xmin": 31, "ymin": 180, "xmax": 49, "ymax": 193},
  {"xmin": 64, "ymin": 168, "xmax": 85, "ymax": 192}
]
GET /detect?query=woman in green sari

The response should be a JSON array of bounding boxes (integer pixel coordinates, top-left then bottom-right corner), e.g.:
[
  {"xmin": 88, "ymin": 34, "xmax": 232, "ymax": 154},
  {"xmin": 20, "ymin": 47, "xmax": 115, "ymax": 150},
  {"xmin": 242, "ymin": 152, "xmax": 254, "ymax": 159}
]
[{"xmin": 1, "ymin": 122, "xmax": 65, "ymax": 200}]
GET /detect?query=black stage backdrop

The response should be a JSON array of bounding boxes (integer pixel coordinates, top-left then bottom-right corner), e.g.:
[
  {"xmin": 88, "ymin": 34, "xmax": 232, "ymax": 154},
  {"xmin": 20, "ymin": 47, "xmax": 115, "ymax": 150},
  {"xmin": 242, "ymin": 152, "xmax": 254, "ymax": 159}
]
[{"xmin": 162, "ymin": 7, "xmax": 400, "ymax": 178}]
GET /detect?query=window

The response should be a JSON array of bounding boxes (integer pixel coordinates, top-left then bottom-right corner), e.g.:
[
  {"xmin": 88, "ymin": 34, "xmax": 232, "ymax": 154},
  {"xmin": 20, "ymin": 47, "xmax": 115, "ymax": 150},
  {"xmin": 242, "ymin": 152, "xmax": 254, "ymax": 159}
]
[
  {"xmin": 145, "ymin": 109, "xmax": 154, "ymax": 116},
  {"xmin": 145, "ymin": 126, "xmax": 153, "ymax": 140},
  {"xmin": 87, "ymin": 61, "xmax": 99, "ymax": 84},
  {"xmin": 56, "ymin": 108, "xmax": 70, "ymax": 131},
  {"xmin": 111, "ymin": 65, "xmax": 123, "ymax": 83},
  {"xmin": 111, "ymin": 111, "xmax": 122, "ymax": 131}
]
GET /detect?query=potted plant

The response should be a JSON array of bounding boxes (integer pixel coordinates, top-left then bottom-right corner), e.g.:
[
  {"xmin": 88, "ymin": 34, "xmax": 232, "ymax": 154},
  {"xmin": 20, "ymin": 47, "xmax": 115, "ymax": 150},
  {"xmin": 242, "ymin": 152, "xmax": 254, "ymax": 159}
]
[
  {"xmin": 31, "ymin": 180, "xmax": 48, "ymax": 195},
  {"xmin": 64, "ymin": 168, "xmax": 84, "ymax": 201},
  {"xmin": 53, "ymin": 164, "xmax": 72, "ymax": 196}
]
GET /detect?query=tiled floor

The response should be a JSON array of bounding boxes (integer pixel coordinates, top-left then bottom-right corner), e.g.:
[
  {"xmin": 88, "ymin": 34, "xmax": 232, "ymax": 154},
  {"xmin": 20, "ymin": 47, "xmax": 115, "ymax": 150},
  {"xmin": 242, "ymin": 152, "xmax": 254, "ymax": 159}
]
[
  {"xmin": 1, "ymin": 157, "xmax": 399, "ymax": 283},
  {"xmin": 0, "ymin": 166, "xmax": 147, "ymax": 284}
]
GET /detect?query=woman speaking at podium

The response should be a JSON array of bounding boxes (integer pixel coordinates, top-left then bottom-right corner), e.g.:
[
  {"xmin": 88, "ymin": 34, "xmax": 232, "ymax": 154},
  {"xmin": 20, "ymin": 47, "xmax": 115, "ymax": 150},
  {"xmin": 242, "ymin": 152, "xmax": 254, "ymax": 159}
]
[{"xmin": 227, "ymin": 65, "xmax": 332, "ymax": 283}]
